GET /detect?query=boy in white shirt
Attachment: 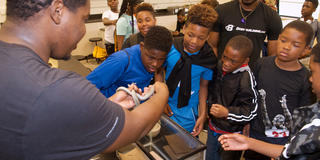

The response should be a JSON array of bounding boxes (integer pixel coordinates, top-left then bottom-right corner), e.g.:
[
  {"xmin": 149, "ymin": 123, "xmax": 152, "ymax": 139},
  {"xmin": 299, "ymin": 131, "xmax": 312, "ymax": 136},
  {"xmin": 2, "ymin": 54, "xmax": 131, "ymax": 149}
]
[{"xmin": 102, "ymin": 0, "xmax": 119, "ymax": 55}]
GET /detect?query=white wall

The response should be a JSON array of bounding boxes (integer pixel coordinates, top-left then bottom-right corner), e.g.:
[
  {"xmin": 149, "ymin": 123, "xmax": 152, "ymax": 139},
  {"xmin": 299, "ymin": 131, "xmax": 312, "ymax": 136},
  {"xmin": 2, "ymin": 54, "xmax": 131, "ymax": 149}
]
[
  {"xmin": 0, "ymin": 0, "xmax": 6, "ymax": 25},
  {"xmin": 73, "ymin": 0, "xmax": 232, "ymax": 56},
  {"xmin": 71, "ymin": 14, "xmax": 178, "ymax": 56},
  {"xmin": 279, "ymin": 0, "xmax": 320, "ymax": 19},
  {"xmin": 71, "ymin": 22, "xmax": 105, "ymax": 56},
  {"xmin": 218, "ymin": 0, "xmax": 231, "ymax": 4},
  {"xmin": 91, "ymin": 0, "xmax": 107, "ymax": 15}
]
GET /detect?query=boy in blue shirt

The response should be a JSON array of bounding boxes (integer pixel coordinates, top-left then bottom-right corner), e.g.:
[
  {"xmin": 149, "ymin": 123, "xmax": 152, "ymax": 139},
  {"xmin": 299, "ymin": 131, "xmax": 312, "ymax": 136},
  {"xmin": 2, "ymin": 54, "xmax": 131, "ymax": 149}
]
[
  {"xmin": 87, "ymin": 26, "xmax": 172, "ymax": 98},
  {"xmin": 163, "ymin": 4, "xmax": 218, "ymax": 136}
]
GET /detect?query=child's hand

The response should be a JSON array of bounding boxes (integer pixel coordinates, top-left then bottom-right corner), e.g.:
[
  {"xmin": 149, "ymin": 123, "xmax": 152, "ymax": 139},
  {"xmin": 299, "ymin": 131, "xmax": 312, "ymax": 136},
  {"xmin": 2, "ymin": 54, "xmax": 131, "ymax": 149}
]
[
  {"xmin": 109, "ymin": 84, "xmax": 139, "ymax": 109},
  {"xmin": 164, "ymin": 104, "xmax": 173, "ymax": 116},
  {"xmin": 210, "ymin": 104, "xmax": 229, "ymax": 118},
  {"xmin": 191, "ymin": 116, "xmax": 205, "ymax": 136},
  {"xmin": 218, "ymin": 133, "xmax": 250, "ymax": 151}
]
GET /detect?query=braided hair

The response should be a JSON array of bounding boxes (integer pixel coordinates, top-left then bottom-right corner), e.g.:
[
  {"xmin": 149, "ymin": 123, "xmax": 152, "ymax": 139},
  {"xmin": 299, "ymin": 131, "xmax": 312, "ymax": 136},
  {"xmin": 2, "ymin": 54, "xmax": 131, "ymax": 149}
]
[{"xmin": 118, "ymin": 0, "xmax": 143, "ymax": 34}]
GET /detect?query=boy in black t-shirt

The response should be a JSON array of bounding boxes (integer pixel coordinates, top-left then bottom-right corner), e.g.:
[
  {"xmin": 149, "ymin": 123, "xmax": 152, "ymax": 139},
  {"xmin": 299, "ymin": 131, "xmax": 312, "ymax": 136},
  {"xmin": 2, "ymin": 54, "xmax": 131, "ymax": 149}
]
[
  {"xmin": 245, "ymin": 20, "xmax": 317, "ymax": 160},
  {"xmin": 218, "ymin": 43, "xmax": 320, "ymax": 160},
  {"xmin": 206, "ymin": 35, "xmax": 258, "ymax": 160}
]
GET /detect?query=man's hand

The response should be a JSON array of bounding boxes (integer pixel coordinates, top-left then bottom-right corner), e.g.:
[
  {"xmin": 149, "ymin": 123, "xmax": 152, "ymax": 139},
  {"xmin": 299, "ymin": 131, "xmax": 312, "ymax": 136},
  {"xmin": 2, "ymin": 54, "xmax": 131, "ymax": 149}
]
[
  {"xmin": 109, "ymin": 84, "xmax": 141, "ymax": 109},
  {"xmin": 210, "ymin": 104, "xmax": 229, "ymax": 118}
]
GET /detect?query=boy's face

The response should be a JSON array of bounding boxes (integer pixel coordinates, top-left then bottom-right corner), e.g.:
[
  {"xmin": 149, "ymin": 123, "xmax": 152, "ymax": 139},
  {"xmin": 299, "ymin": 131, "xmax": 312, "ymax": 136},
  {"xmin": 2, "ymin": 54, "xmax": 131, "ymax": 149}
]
[
  {"xmin": 177, "ymin": 15, "xmax": 185, "ymax": 23},
  {"xmin": 140, "ymin": 42, "xmax": 167, "ymax": 73},
  {"xmin": 301, "ymin": 1, "xmax": 315, "ymax": 17},
  {"xmin": 137, "ymin": 11, "xmax": 156, "ymax": 37},
  {"xmin": 221, "ymin": 46, "xmax": 249, "ymax": 73},
  {"xmin": 276, "ymin": 28, "xmax": 308, "ymax": 62},
  {"xmin": 183, "ymin": 23, "xmax": 210, "ymax": 53},
  {"xmin": 309, "ymin": 55, "xmax": 320, "ymax": 99},
  {"xmin": 107, "ymin": 0, "xmax": 118, "ymax": 11}
]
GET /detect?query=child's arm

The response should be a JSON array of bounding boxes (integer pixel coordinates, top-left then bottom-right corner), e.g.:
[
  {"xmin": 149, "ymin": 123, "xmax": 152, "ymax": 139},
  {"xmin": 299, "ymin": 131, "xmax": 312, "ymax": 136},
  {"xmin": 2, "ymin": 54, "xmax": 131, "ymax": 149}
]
[
  {"xmin": 102, "ymin": 17, "xmax": 117, "ymax": 26},
  {"xmin": 218, "ymin": 133, "xmax": 284, "ymax": 158},
  {"xmin": 86, "ymin": 52, "xmax": 128, "ymax": 92},
  {"xmin": 225, "ymin": 71, "xmax": 258, "ymax": 125},
  {"xmin": 208, "ymin": 32, "xmax": 219, "ymax": 57},
  {"xmin": 191, "ymin": 78, "xmax": 208, "ymax": 136}
]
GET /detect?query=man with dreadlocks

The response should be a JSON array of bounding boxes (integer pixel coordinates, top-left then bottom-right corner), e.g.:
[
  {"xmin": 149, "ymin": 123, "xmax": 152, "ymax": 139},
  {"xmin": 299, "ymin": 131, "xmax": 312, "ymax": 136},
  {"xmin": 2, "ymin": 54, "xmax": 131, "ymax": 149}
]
[
  {"xmin": 162, "ymin": 4, "xmax": 218, "ymax": 136},
  {"xmin": 116, "ymin": 0, "xmax": 143, "ymax": 50}
]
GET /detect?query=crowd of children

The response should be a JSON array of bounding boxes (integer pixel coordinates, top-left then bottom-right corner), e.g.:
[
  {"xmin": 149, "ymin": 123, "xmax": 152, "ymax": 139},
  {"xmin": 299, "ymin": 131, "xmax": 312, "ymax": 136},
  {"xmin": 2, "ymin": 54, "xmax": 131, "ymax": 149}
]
[
  {"xmin": 3, "ymin": 0, "xmax": 320, "ymax": 159},
  {"xmin": 95, "ymin": 0, "xmax": 320, "ymax": 159}
]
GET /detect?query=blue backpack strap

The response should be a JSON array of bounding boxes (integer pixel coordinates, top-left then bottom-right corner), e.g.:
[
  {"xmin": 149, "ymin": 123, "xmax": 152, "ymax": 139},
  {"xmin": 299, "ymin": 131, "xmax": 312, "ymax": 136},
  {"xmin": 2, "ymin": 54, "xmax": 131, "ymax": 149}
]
[{"xmin": 123, "ymin": 49, "xmax": 130, "ymax": 72}]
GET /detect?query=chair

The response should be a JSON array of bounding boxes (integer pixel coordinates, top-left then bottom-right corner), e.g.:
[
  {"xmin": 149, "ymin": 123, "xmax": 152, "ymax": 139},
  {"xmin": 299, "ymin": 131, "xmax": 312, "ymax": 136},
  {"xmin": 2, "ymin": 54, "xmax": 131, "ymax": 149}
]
[{"xmin": 78, "ymin": 37, "xmax": 103, "ymax": 63}]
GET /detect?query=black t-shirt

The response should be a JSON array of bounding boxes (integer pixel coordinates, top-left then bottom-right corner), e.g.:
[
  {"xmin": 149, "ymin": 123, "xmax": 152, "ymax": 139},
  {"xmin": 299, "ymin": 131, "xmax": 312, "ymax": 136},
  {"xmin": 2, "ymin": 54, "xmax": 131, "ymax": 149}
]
[
  {"xmin": 0, "ymin": 41, "xmax": 125, "ymax": 160},
  {"xmin": 176, "ymin": 20, "xmax": 185, "ymax": 32},
  {"xmin": 213, "ymin": 1, "xmax": 282, "ymax": 66},
  {"xmin": 250, "ymin": 57, "xmax": 316, "ymax": 145}
]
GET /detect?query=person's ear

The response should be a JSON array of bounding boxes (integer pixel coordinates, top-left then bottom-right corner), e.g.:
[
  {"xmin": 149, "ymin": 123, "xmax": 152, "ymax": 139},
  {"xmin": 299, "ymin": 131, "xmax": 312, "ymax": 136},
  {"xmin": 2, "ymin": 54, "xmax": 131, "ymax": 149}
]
[
  {"xmin": 301, "ymin": 45, "xmax": 312, "ymax": 58},
  {"xmin": 140, "ymin": 41, "xmax": 145, "ymax": 51},
  {"xmin": 50, "ymin": 0, "xmax": 64, "ymax": 24},
  {"xmin": 182, "ymin": 24, "xmax": 186, "ymax": 34}
]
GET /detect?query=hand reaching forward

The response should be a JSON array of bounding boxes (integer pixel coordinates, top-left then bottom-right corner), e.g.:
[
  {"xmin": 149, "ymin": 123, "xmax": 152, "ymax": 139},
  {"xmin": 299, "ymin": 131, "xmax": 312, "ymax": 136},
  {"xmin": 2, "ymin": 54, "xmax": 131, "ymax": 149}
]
[{"xmin": 218, "ymin": 133, "xmax": 249, "ymax": 151}]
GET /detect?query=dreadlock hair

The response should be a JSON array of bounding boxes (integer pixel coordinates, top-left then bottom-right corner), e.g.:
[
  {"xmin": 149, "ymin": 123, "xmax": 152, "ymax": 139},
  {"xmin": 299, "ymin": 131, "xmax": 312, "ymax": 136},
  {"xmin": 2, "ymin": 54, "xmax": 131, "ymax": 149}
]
[
  {"xmin": 282, "ymin": 20, "xmax": 314, "ymax": 46},
  {"xmin": 6, "ymin": 0, "xmax": 87, "ymax": 21},
  {"xmin": 118, "ymin": 0, "xmax": 143, "ymax": 34},
  {"xmin": 185, "ymin": 4, "xmax": 218, "ymax": 31},
  {"xmin": 226, "ymin": 35, "xmax": 253, "ymax": 58},
  {"xmin": 144, "ymin": 26, "xmax": 173, "ymax": 54},
  {"xmin": 135, "ymin": 3, "xmax": 155, "ymax": 18},
  {"xmin": 306, "ymin": 0, "xmax": 319, "ymax": 9}
]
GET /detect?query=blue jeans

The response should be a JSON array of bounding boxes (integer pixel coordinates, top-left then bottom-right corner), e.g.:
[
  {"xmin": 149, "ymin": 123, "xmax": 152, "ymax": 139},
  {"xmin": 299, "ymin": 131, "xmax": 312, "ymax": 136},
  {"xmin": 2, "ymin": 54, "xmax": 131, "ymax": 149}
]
[
  {"xmin": 206, "ymin": 128, "xmax": 242, "ymax": 160},
  {"xmin": 206, "ymin": 128, "xmax": 222, "ymax": 160}
]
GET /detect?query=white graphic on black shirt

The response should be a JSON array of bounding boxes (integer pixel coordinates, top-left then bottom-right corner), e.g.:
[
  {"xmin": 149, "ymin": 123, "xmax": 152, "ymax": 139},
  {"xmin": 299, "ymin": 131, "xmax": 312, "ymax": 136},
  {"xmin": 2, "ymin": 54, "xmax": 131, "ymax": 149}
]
[
  {"xmin": 259, "ymin": 89, "xmax": 293, "ymax": 138},
  {"xmin": 225, "ymin": 24, "xmax": 234, "ymax": 31},
  {"xmin": 224, "ymin": 24, "xmax": 266, "ymax": 34}
]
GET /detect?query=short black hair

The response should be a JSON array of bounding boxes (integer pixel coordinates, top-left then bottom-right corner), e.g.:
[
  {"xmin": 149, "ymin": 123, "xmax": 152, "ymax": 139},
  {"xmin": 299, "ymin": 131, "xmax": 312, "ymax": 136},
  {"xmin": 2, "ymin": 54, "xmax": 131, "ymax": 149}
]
[
  {"xmin": 200, "ymin": 0, "xmax": 219, "ymax": 9},
  {"xmin": 136, "ymin": 3, "xmax": 155, "ymax": 18},
  {"xmin": 306, "ymin": 0, "xmax": 319, "ymax": 9},
  {"xmin": 185, "ymin": 4, "xmax": 218, "ymax": 30},
  {"xmin": 177, "ymin": 9, "xmax": 185, "ymax": 16},
  {"xmin": 144, "ymin": 26, "xmax": 173, "ymax": 53},
  {"xmin": 282, "ymin": 20, "xmax": 314, "ymax": 46},
  {"xmin": 226, "ymin": 35, "xmax": 253, "ymax": 58},
  {"xmin": 311, "ymin": 43, "xmax": 320, "ymax": 63},
  {"xmin": 6, "ymin": 0, "xmax": 88, "ymax": 20}
]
